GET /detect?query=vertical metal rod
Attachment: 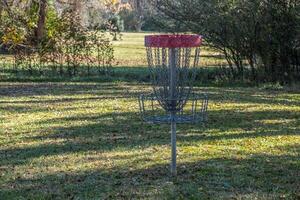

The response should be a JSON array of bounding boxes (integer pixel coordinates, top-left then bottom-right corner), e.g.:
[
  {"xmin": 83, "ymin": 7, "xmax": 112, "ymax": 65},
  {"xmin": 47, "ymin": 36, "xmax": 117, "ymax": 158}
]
[
  {"xmin": 171, "ymin": 113, "xmax": 177, "ymax": 176},
  {"xmin": 170, "ymin": 48, "xmax": 177, "ymax": 176}
]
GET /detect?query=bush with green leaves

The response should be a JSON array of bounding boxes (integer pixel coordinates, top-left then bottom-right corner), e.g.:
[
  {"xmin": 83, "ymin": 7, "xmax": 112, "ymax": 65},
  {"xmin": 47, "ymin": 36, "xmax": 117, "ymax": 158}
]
[
  {"xmin": 155, "ymin": 0, "xmax": 300, "ymax": 84},
  {"xmin": 0, "ymin": 1, "xmax": 115, "ymax": 77}
]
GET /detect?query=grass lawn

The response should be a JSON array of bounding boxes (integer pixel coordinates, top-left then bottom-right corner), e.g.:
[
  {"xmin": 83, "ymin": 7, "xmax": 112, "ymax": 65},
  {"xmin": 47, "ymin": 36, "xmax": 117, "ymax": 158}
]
[
  {"xmin": 0, "ymin": 32, "xmax": 299, "ymax": 199},
  {"xmin": 113, "ymin": 32, "xmax": 226, "ymax": 67}
]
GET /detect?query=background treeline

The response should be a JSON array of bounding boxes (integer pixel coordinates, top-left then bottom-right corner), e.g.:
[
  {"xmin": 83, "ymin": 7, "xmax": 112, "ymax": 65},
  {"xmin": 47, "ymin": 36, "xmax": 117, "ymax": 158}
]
[
  {"xmin": 76, "ymin": 0, "xmax": 300, "ymax": 84},
  {"xmin": 154, "ymin": 0, "xmax": 300, "ymax": 84},
  {"xmin": 0, "ymin": 0, "xmax": 116, "ymax": 77},
  {"xmin": 0, "ymin": 0, "xmax": 299, "ymax": 84}
]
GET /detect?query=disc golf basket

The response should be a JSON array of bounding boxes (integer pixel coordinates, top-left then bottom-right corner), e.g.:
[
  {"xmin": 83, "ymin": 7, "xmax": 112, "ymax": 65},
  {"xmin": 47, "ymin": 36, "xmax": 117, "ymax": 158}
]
[{"xmin": 138, "ymin": 35, "xmax": 209, "ymax": 176}]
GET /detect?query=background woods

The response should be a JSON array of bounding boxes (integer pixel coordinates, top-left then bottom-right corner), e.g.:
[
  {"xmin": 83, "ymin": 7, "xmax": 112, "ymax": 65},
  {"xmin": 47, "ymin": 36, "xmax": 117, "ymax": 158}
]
[
  {"xmin": 155, "ymin": 0, "xmax": 300, "ymax": 84},
  {"xmin": 0, "ymin": 0, "xmax": 115, "ymax": 77},
  {"xmin": 0, "ymin": 0, "xmax": 299, "ymax": 84}
]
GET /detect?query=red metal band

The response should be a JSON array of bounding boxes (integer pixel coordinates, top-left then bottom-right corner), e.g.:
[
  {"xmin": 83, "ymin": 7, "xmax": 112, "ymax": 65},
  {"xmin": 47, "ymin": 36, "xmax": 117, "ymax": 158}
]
[{"xmin": 145, "ymin": 34, "xmax": 202, "ymax": 48}]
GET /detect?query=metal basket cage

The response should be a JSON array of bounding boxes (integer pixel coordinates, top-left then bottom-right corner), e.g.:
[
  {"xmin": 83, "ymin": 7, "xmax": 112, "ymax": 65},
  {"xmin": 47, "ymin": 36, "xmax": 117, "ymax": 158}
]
[{"xmin": 139, "ymin": 93, "xmax": 208, "ymax": 124}]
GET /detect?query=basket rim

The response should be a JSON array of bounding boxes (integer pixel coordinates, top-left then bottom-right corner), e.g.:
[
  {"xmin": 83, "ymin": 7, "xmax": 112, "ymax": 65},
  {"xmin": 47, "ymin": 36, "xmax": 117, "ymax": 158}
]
[{"xmin": 145, "ymin": 34, "xmax": 203, "ymax": 48}]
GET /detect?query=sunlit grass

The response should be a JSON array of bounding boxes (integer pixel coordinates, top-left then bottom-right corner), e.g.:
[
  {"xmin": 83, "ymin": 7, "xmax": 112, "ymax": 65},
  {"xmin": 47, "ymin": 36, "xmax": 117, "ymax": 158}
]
[
  {"xmin": 113, "ymin": 32, "xmax": 226, "ymax": 67},
  {"xmin": 0, "ymin": 81, "xmax": 299, "ymax": 199}
]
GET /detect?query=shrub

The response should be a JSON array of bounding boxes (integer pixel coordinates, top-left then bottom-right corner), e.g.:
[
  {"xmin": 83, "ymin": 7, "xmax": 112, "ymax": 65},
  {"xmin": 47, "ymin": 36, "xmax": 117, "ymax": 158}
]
[
  {"xmin": 155, "ymin": 0, "xmax": 300, "ymax": 84},
  {"xmin": 0, "ymin": 1, "xmax": 115, "ymax": 77}
]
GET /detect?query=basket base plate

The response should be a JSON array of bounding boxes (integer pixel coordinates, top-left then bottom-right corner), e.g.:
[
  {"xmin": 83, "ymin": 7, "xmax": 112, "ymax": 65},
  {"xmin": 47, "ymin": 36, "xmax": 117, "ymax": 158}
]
[{"xmin": 143, "ymin": 115, "xmax": 206, "ymax": 124}]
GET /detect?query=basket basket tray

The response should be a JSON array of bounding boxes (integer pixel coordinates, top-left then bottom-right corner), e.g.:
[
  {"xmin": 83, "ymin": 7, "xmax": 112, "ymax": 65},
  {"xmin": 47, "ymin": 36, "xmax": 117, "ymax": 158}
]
[{"xmin": 138, "ymin": 93, "xmax": 208, "ymax": 124}]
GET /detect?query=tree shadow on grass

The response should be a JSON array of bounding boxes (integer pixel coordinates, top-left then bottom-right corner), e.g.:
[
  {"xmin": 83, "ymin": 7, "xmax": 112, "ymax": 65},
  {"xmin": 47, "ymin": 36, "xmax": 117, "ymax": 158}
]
[
  {"xmin": 1, "ymin": 107, "xmax": 299, "ymax": 167},
  {"xmin": 1, "ymin": 145, "xmax": 299, "ymax": 199},
  {"xmin": 0, "ymin": 111, "xmax": 169, "ymax": 166},
  {"xmin": 0, "ymin": 82, "xmax": 299, "ymax": 199},
  {"xmin": 0, "ymin": 104, "xmax": 66, "ymax": 114},
  {"xmin": 0, "ymin": 66, "xmax": 151, "ymax": 83},
  {"xmin": 0, "ymin": 82, "xmax": 299, "ymax": 107},
  {"xmin": 0, "ymin": 82, "xmax": 146, "ymax": 99}
]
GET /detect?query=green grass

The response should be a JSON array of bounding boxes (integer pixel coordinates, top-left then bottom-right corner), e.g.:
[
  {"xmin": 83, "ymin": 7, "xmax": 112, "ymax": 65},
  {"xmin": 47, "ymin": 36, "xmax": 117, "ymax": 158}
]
[
  {"xmin": 0, "ymin": 82, "xmax": 299, "ymax": 199},
  {"xmin": 113, "ymin": 32, "xmax": 148, "ymax": 67},
  {"xmin": 0, "ymin": 32, "xmax": 299, "ymax": 199},
  {"xmin": 113, "ymin": 32, "xmax": 226, "ymax": 67}
]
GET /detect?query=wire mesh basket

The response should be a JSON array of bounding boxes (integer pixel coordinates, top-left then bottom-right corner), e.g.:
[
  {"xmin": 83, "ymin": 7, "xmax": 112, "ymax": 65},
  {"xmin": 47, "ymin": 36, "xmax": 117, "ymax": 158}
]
[
  {"xmin": 138, "ymin": 34, "xmax": 207, "ymax": 176},
  {"xmin": 139, "ymin": 92, "xmax": 208, "ymax": 124}
]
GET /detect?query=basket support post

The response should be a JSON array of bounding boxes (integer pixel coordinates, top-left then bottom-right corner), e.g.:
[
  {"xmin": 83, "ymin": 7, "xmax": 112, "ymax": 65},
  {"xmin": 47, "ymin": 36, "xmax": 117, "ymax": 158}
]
[
  {"xmin": 171, "ymin": 113, "xmax": 177, "ymax": 176},
  {"xmin": 170, "ymin": 48, "xmax": 177, "ymax": 176}
]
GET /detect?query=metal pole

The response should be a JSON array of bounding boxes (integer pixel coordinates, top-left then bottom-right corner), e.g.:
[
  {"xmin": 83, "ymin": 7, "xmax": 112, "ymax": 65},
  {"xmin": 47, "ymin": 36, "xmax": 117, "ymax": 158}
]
[
  {"xmin": 170, "ymin": 48, "xmax": 177, "ymax": 176},
  {"xmin": 171, "ymin": 113, "xmax": 177, "ymax": 176}
]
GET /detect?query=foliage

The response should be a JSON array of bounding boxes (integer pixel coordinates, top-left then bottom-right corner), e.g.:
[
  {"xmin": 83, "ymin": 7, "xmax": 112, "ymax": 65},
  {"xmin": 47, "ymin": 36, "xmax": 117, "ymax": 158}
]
[
  {"xmin": 108, "ymin": 0, "xmax": 157, "ymax": 32},
  {"xmin": 0, "ymin": 0, "xmax": 115, "ymax": 77},
  {"xmin": 155, "ymin": 0, "xmax": 300, "ymax": 84},
  {"xmin": 118, "ymin": 8, "xmax": 138, "ymax": 31},
  {"xmin": 0, "ymin": 32, "xmax": 263, "ymax": 84},
  {"xmin": 106, "ymin": 15, "xmax": 123, "ymax": 41},
  {"xmin": 0, "ymin": 2, "xmax": 30, "ymax": 47}
]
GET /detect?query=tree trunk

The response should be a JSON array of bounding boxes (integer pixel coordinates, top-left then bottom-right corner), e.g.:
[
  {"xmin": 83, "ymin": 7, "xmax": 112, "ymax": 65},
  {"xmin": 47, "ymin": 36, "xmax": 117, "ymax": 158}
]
[
  {"xmin": 73, "ymin": 0, "xmax": 82, "ymax": 25},
  {"xmin": 135, "ymin": 18, "xmax": 143, "ymax": 32},
  {"xmin": 36, "ymin": 0, "xmax": 47, "ymax": 43},
  {"xmin": 0, "ymin": 3, "xmax": 3, "ymax": 24},
  {"xmin": 132, "ymin": 0, "xmax": 143, "ymax": 31},
  {"xmin": 248, "ymin": 56, "xmax": 256, "ymax": 82}
]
